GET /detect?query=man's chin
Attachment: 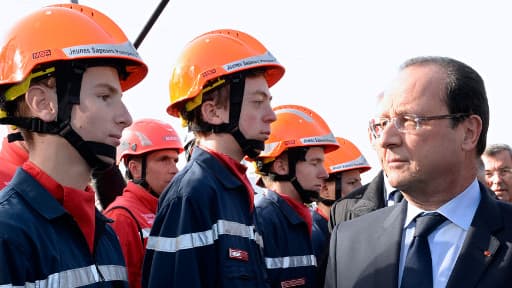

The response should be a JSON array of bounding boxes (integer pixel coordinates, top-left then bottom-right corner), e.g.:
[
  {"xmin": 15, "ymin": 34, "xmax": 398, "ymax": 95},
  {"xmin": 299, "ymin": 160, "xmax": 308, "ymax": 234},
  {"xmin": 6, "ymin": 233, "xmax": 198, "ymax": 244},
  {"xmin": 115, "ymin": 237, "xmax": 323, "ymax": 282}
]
[{"xmin": 495, "ymin": 191, "xmax": 510, "ymax": 202}]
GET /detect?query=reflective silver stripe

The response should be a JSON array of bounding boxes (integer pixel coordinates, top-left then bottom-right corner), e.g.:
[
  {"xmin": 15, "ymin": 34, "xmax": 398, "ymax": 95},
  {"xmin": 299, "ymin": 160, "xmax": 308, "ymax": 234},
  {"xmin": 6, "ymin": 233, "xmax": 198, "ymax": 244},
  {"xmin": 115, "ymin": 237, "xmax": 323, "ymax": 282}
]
[
  {"xmin": 265, "ymin": 255, "xmax": 317, "ymax": 269},
  {"xmin": 142, "ymin": 228, "xmax": 152, "ymax": 239},
  {"xmin": 274, "ymin": 108, "xmax": 313, "ymax": 121},
  {"xmin": 0, "ymin": 265, "xmax": 127, "ymax": 288},
  {"xmin": 147, "ymin": 219, "xmax": 263, "ymax": 253}
]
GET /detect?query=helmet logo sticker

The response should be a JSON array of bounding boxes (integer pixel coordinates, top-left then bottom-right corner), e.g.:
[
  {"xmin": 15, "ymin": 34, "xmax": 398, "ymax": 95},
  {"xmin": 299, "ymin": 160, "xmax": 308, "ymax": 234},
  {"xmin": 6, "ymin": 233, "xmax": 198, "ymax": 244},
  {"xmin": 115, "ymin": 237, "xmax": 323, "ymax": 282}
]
[
  {"xmin": 200, "ymin": 68, "xmax": 216, "ymax": 78},
  {"xmin": 63, "ymin": 42, "xmax": 141, "ymax": 59},
  {"xmin": 32, "ymin": 49, "xmax": 51, "ymax": 60},
  {"xmin": 329, "ymin": 155, "xmax": 370, "ymax": 172},
  {"xmin": 130, "ymin": 143, "xmax": 137, "ymax": 152},
  {"xmin": 301, "ymin": 133, "xmax": 337, "ymax": 145},
  {"xmin": 223, "ymin": 51, "xmax": 278, "ymax": 72}
]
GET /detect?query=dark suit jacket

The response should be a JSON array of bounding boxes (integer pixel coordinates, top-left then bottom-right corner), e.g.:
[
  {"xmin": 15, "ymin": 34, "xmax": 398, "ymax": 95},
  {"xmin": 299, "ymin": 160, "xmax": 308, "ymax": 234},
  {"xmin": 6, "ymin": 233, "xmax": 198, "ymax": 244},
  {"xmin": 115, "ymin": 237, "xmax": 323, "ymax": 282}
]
[
  {"xmin": 325, "ymin": 182, "xmax": 512, "ymax": 288},
  {"xmin": 329, "ymin": 170, "xmax": 387, "ymax": 231}
]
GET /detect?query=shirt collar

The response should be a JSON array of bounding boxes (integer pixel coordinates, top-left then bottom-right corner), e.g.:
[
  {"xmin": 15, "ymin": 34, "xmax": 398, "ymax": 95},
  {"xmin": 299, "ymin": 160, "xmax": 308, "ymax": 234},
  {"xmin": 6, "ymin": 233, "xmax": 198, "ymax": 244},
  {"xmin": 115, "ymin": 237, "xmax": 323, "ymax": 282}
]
[
  {"xmin": 404, "ymin": 178, "xmax": 481, "ymax": 230},
  {"xmin": 22, "ymin": 161, "xmax": 96, "ymax": 253},
  {"xmin": 383, "ymin": 172, "xmax": 397, "ymax": 200},
  {"xmin": 125, "ymin": 181, "xmax": 158, "ymax": 212}
]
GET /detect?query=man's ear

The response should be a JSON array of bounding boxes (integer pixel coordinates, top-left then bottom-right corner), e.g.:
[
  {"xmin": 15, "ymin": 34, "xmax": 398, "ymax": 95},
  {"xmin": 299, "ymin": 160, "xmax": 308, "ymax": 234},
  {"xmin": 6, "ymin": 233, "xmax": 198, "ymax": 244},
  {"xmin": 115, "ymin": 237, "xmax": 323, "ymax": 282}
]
[
  {"xmin": 128, "ymin": 159, "xmax": 141, "ymax": 179},
  {"xmin": 461, "ymin": 115, "xmax": 482, "ymax": 152},
  {"xmin": 272, "ymin": 156, "xmax": 289, "ymax": 176},
  {"xmin": 201, "ymin": 100, "xmax": 226, "ymax": 125},
  {"xmin": 25, "ymin": 84, "xmax": 57, "ymax": 121}
]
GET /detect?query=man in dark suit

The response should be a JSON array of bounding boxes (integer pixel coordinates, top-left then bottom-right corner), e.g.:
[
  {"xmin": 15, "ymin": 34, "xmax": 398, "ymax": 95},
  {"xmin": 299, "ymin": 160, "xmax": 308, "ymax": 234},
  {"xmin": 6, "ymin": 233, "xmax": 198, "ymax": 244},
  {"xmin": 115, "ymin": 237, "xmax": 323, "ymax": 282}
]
[{"xmin": 325, "ymin": 56, "xmax": 512, "ymax": 287}]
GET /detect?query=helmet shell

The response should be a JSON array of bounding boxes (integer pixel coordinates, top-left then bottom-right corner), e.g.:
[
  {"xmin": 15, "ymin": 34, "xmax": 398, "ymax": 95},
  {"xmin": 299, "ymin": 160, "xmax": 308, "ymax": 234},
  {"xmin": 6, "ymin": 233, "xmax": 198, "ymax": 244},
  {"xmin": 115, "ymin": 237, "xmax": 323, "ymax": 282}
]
[
  {"xmin": 324, "ymin": 137, "xmax": 371, "ymax": 175},
  {"xmin": 257, "ymin": 104, "xmax": 339, "ymax": 161},
  {"xmin": 0, "ymin": 3, "xmax": 147, "ymax": 97},
  {"xmin": 117, "ymin": 119, "xmax": 184, "ymax": 165},
  {"xmin": 167, "ymin": 29, "xmax": 285, "ymax": 118}
]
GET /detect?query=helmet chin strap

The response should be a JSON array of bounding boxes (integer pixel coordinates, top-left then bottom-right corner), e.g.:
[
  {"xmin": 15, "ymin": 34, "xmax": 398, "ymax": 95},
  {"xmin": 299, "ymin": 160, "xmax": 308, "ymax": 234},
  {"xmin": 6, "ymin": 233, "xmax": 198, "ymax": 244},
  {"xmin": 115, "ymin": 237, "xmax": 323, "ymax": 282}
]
[
  {"xmin": 291, "ymin": 177, "xmax": 320, "ymax": 204},
  {"xmin": 0, "ymin": 62, "xmax": 118, "ymax": 172},
  {"xmin": 131, "ymin": 156, "xmax": 160, "ymax": 198},
  {"xmin": 210, "ymin": 72, "xmax": 264, "ymax": 159},
  {"xmin": 271, "ymin": 147, "xmax": 320, "ymax": 204},
  {"xmin": 1, "ymin": 118, "xmax": 116, "ymax": 173}
]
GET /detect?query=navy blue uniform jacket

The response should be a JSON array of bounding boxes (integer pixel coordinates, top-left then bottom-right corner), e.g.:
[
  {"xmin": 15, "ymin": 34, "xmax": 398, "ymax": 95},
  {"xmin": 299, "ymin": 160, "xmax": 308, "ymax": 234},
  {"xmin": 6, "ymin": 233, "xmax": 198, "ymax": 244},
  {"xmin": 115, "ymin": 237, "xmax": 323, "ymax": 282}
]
[
  {"xmin": 0, "ymin": 168, "xmax": 128, "ymax": 287},
  {"xmin": 142, "ymin": 147, "xmax": 269, "ymax": 287},
  {"xmin": 255, "ymin": 189, "xmax": 317, "ymax": 288}
]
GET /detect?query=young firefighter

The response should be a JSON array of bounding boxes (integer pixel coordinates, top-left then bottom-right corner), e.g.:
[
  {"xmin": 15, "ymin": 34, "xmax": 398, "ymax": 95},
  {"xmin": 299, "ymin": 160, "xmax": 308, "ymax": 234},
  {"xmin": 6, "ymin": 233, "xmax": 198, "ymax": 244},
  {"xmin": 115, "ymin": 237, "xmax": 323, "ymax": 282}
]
[
  {"xmin": 311, "ymin": 136, "xmax": 371, "ymax": 286},
  {"xmin": 252, "ymin": 104, "xmax": 339, "ymax": 288},
  {"xmin": 0, "ymin": 3, "xmax": 147, "ymax": 286},
  {"xmin": 142, "ymin": 29, "xmax": 285, "ymax": 287},
  {"xmin": 104, "ymin": 118, "xmax": 183, "ymax": 288},
  {"xmin": 312, "ymin": 137, "xmax": 371, "ymax": 254}
]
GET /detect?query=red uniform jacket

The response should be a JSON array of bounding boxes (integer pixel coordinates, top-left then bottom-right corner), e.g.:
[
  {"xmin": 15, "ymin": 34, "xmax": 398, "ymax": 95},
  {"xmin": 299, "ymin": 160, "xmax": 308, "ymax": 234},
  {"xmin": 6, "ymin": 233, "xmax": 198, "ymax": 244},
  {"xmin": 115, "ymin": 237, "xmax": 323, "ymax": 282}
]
[
  {"xmin": 104, "ymin": 181, "xmax": 157, "ymax": 288},
  {"xmin": 0, "ymin": 138, "xmax": 28, "ymax": 189}
]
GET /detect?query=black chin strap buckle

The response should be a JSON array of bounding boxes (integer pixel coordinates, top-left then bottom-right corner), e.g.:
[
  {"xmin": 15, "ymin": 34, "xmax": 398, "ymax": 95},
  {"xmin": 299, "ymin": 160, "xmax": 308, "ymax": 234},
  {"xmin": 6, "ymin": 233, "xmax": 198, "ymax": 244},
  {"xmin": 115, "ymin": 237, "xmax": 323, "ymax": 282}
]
[{"xmin": 7, "ymin": 132, "xmax": 24, "ymax": 143}]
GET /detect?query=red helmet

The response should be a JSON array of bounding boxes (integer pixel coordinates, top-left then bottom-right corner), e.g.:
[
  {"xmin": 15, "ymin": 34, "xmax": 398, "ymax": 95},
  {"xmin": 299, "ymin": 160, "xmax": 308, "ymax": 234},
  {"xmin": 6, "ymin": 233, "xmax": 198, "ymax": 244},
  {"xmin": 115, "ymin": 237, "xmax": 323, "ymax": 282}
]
[
  {"xmin": 324, "ymin": 137, "xmax": 371, "ymax": 175},
  {"xmin": 117, "ymin": 119, "xmax": 184, "ymax": 165},
  {"xmin": 167, "ymin": 29, "xmax": 285, "ymax": 118}
]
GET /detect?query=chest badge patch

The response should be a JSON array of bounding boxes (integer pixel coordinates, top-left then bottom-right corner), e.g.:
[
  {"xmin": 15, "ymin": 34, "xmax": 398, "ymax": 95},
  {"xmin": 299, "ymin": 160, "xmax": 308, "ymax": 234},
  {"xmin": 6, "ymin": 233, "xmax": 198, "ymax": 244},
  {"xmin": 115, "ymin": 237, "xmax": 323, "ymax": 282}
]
[
  {"xmin": 281, "ymin": 278, "xmax": 306, "ymax": 287},
  {"xmin": 228, "ymin": 248, "xmax": 249, "ymax": 261}
]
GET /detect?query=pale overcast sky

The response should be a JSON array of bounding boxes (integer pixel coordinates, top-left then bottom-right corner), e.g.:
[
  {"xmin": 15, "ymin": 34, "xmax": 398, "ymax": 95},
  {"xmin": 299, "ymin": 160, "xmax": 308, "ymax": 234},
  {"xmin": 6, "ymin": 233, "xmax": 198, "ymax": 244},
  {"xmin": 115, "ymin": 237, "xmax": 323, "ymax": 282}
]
[{"xmin": 2, "ymin": 1, "xmax": 511, "ymax": 182}]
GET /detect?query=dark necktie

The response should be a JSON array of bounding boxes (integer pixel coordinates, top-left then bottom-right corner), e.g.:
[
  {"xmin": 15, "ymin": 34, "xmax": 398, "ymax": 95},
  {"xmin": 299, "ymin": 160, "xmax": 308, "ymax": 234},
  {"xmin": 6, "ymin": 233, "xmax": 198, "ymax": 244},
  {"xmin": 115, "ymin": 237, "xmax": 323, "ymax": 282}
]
[
  {"xmin": 401, "ymin": 212, "xmax": 447, "ymax": 288},
  {"xmin": 388, "ymin": 190, "xmax": 403, "ymax": 205},
  {"xmin": 393, "ymin": 190, "xmax": 403, "ymax": 203}
]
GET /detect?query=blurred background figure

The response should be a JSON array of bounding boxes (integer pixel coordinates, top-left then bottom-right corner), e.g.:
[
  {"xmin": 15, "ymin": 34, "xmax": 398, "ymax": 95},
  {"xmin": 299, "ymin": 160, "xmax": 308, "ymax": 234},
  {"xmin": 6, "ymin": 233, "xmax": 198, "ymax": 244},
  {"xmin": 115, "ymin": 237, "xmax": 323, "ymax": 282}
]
[
  {"xmin": 0, "ymin": 126, "xmax": 28, "ymax": 189},
  {"xmin": 104, "ymin": 118, "xmax": 183, "ymax": 288},
  {"xmin": 476, "ymin": 157, "xmax": 486, "ymax": 183},
  {"xmin": 482, "ymin": 143, "xmax": 512, "ymax": 202},
  {"xmin": 328, "ymin": 92, "xmax": 400, "ymax": 231}
]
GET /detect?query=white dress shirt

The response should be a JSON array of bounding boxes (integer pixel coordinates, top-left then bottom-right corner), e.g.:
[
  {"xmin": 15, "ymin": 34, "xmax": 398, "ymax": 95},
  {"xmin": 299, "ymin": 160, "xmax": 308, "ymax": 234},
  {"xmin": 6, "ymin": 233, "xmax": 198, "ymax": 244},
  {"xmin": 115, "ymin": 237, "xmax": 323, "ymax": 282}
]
[
  {"xmin": 384, "ymin": 174, "xmax": 399, "ymax": 206},
  {"xmin": 398, "ymin": 179, "xmax": 481, "ymax": 288}
]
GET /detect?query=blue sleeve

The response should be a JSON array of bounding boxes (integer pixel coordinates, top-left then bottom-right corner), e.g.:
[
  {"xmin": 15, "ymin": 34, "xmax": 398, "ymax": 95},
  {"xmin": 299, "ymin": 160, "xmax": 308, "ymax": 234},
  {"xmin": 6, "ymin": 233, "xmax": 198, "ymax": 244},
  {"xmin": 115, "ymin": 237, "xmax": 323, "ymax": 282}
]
[{"xmin": 142, "ymin": 186, "xmax": 217, "ymax": 288}]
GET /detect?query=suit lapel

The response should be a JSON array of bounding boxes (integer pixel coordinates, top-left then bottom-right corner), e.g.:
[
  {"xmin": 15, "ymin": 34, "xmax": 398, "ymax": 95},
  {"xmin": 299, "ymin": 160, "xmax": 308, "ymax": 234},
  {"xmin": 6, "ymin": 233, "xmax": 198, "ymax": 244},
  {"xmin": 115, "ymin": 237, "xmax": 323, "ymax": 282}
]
[
  {"xmin": 371, "ymin": 200, "xmax": 407, "ymax": 287},
  {"xmin": 446, "ymin": 185, "xmax": 503, "ymax": 288}
]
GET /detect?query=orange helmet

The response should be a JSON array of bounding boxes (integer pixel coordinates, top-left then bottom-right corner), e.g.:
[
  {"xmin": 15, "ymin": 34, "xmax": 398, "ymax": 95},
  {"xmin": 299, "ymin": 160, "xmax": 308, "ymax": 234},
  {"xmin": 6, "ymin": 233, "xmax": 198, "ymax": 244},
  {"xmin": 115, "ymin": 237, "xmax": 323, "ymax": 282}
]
[
  {"xmin": 117, "ymin": 119, "xmax": 184, "ymax": 165},
  {"xmin": 167, "ymin": 29, "xmax": 285, "ymax": 118},
  {"xmin": 256, "ymin": 104, "xmax": 339, "ymax": 163},
  {"xmin": 0, "ymin": 3, "xmax": 147, "ymax": 107},
  {"xmin": 324, "ymin": 137, "xmax": 371, "ymax": 175}
]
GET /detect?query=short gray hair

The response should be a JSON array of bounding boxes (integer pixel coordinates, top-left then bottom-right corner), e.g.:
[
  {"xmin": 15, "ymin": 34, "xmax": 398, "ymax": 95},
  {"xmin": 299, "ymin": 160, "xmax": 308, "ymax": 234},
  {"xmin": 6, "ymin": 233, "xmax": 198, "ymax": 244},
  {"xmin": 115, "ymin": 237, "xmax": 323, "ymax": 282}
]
[{"xmin": 483, "ymin": 143, "xmax": 512, "ymax": 158}]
